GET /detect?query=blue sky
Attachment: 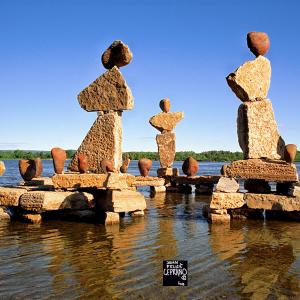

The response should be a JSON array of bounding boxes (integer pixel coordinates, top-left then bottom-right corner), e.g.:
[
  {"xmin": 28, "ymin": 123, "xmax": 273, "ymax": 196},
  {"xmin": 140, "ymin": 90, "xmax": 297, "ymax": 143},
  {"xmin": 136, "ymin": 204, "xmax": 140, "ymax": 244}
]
[{"xmin": 0, "ymin": 0, "xmax": 299, "ymax": 152}]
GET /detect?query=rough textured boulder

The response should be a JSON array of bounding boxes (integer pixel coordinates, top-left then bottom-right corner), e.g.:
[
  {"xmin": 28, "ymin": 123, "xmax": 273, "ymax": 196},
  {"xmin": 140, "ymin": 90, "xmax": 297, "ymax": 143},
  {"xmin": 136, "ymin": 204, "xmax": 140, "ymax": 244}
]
[
  {"xmin": 0, "ymin": 161, "xmax": 5, "ymax": 176},
  {"xmin": 149, "ymin": 112, "xmax": 184, "ymax": 132},
  {"xmin": 226, "ymin": 56, "xmax": 271, "ymax": 102},
  {"xmin": 156, "ymin": 132, "xmax": 175, "ymax": 167},
  {"xmin": 51, "ymin": 147, "xmax": 66, "ymax": 174},
  {"xmin": 221, "ymin": 159, "xmax": 298, "ymax": 182},
  {"xmin": 237, "ymin": 99, "xmax": 285, "ymax": 159},
  {"xmin": 101, "ymin": 40, "xmax": 133, "ymax": 69},
  {"xmin": 247, "ymin": 32, "xmax": 270, "ymax": 57},
  {"xmin": 0, "ymin": 187, "xmax": 27, "ymax": 206},
  {"xmin": 78, "ymin": 66, "xmax": 133, "ymax": 112},
  {"xmin": 69, "ymin": 112, "xmax": 122, "ymax": 173}
]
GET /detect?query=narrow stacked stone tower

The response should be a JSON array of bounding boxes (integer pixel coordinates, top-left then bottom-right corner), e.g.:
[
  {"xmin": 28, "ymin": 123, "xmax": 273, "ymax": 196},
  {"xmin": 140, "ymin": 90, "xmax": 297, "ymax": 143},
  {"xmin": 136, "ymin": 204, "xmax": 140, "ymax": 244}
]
[
  {"xmin": 207, "ymin": 32, "xmax": 299, "ymax": 223},
  {"xmin": 69, "ymin": 41, "xmax": 133, "ymax": 173}
]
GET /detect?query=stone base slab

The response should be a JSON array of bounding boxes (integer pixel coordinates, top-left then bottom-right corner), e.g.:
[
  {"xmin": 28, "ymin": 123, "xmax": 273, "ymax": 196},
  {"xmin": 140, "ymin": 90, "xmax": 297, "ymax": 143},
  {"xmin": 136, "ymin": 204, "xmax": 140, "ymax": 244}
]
[
  {"xmin": 20, "ymin": 191, "xmax": 95, "ymax": 212},
  {"xmin": 174, "ymin": 175, "xmax": 220, "ymax": 185},
  {"xmin": 222, "ymin": 159, "xmax": 298, "ymax": 182},
  {"xmin": 96, "ymin": 190, "xmax": 146, "ymax": 213}
]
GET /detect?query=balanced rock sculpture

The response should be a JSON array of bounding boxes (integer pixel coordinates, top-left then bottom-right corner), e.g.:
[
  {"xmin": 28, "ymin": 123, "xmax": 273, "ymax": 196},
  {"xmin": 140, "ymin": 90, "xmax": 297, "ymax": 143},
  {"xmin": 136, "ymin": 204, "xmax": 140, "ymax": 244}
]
[
  {"xmin": 51, "ymin": 147, "xmax": 66, "ymax": 174},
  {"xmin": 149, "ymin": 98, "xmax": 183, "ymax": 169},
  {"xmin": 69, "ymin": 40, "xmax": 133, "ymax": 173},
  {"xmin": 226, "ymin": 32, "xmax": 285, "ymax": 160}
]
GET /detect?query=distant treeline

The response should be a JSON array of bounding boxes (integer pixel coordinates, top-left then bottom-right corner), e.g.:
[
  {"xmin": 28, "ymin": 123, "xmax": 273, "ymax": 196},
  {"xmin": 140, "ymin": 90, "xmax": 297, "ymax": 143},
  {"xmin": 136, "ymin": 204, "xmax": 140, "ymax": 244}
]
[{"xmin": 1, "ymin": 150, "xmax": 299, "ymax": 162}]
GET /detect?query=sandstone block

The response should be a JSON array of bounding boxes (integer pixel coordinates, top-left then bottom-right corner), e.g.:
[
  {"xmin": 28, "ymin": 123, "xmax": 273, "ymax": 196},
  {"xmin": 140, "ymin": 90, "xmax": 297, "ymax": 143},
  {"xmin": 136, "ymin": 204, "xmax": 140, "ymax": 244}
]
[
  {"xmin": 215, "ymin": 177, "xmax": 239, "ymax": 193},
  {"xmin": 157, "ymin": 167, "xmax": 179, "ymax": 177},
  {"xmin": 51, "ymin": 147, "xmax": 66, "ymax": 174},
  {"xmin": 226, "ymin": 56, "xmax": 271, "ymax": 102},
  {"xmin": 0, "ymin": 161, "xmax": 5, "ymax": 176},
  {"xmin": 101, "ymin": 211, "xmax": 120, "ymax": 225},
  {"xmin": 129, "ymin": 210, "xmax": 145, "ymax": 217},
  {"xmin": 245, "ymin": 193, "xmax": 300, "ymax": 211},
  {"xmin": 221, "ymin": 159, "xmax": 298, "ymax": 182},
  {"xmin": 105, "ymin": 172, "xmax": 130, "ymax": 190},
  {"xmin": 20, "ymin": 191, "xmax": 95, "ymax": 212},
  {"xmin": 237, "ymin": 99, "xmax": 285, "ymax": 159},
  {"xmin": 69, "ymin": 111, "xmax": 122, "ymax": 173},
  {"xmin": 210, "ymin": 192, "xmax": 245, "ymax": 209},
  {"xmin": 0, "ymin": 187, "xmax": 27, "ymax": 206},
  {"xmin": 96, "ymin": 190, "xmax": 146, "ymax": 213},
  {"xmin": 156, "ymin": 132, "xmax": 175, "ymax": 167},
  {"xmin": 209, "ymin": 213, "xmax": 231, "ymax": 223},
  {"xmin": 149, "ymin": 112, "xmax": 184, "ymax": 132},
  {"xmin": 138, "ymin": 158, "xmax": 152, "ymax": 176},
  {"xmin": 150, "ymin": 186, "xmax": 166, "ymax": 193},
  {"xmin": 78, "ymin": 66, "xmax": 133, "ymax": 112}
]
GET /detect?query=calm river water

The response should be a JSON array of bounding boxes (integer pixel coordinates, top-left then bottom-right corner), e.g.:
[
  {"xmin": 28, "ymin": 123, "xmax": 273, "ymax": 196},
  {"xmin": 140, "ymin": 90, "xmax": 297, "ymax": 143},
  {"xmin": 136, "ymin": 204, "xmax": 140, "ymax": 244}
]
[{"xmin": 1, "ymin": 160, "xmax": 300, "ymax": 299}]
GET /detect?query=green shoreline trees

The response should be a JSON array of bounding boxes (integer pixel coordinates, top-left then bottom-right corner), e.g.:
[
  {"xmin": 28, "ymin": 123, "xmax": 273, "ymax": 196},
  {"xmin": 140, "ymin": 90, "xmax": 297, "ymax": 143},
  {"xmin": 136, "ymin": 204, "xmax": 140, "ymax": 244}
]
[{"xmin": 1, "ymin": 150, "xmax": 299, "ymax": 162}]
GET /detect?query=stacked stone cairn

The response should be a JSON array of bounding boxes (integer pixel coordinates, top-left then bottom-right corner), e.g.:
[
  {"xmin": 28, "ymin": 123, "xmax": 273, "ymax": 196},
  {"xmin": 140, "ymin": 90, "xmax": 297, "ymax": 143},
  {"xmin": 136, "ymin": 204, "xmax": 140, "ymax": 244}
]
[
  {"xmin": 0, "ymin": 41, "xmax": 165, "ymax": 224},
  {"xmin": 207, "ymin": 32, "xmax": 299, "ymax": 223},
  {"xmin": 149, "ymin": 98, "xmax": 183, "ymax": 193}
]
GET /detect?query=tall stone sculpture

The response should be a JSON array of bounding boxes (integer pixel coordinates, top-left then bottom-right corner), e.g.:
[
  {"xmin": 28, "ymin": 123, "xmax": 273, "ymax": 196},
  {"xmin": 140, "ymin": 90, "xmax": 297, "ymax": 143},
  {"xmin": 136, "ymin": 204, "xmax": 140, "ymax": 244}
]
[
  {"xmin": 226, "ymin": 32, "xmax": 285, "ymax": 160},
  {"xmin": 149, "ymin": 98, "xmax": 183, "ymax": 175},
  {"xmin": 69, "ymin": 41, "xmax": 133, "ymax": 173}
]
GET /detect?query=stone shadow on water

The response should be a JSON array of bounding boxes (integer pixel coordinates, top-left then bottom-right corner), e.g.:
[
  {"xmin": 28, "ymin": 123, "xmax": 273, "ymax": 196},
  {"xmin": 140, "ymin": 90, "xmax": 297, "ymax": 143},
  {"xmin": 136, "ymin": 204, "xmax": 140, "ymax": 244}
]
[{"xmin": 209, "ymin": 220, "xmax": 300, "ymax": 298}]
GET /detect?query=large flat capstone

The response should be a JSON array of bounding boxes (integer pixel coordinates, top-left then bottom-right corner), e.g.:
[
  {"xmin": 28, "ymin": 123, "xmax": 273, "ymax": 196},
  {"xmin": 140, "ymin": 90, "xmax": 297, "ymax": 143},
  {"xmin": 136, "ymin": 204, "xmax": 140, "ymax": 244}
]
[
  {"xmin": 222, "ymin": 159, "xmax": 298, "ymax": 182},
  {"xmin": 69, "ymin": 111, "xmax": 122, "ymax": 173},
  {"xmin": 237, "ymin": 99, "xmax": 285, "ymax": 159},
  {"xmin": 245, "ymin": 193, "xmax": 300, "ymax": 211},
  {"xmin": 78, "ymin": 66, "xmax": 133, "ymax": 112},
  {"xmin": 226, "ymin": 56, "xmax": 271, "ymax": 102},
  {"xmin": 149, "ymin": 112, "xmax": 184, "ymax": 132},
  {"xmin": 20, "ymin": 191, "xmax": 94, "ymax": 212}
]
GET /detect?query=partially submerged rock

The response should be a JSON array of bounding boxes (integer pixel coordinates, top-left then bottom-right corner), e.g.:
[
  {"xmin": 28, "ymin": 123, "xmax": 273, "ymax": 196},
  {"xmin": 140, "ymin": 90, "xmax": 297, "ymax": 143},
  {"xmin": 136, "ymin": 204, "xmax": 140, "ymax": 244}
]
[
  {"xmin": 0, "ymin": 187, "xmax": 27, "ymax": 206},
  {"xmin": 210, "ymin": 192, "xmax": 245, "ymax": 209}
]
